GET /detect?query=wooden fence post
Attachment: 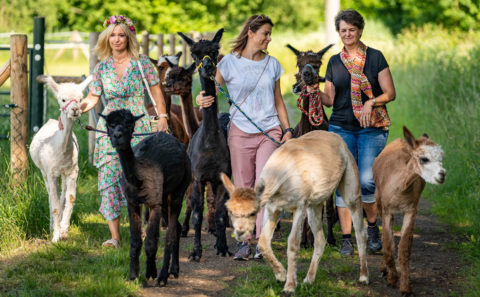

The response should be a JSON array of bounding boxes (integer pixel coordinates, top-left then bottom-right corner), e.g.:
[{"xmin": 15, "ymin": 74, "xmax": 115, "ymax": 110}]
[
  {"xmin": 10, "ymin": 34, "xmax": 29, "ymax": 184},
  {"xmin": 169, "ymin": 34, "xmax": 175, "ymax": 56},
  {"xmin": 157, "ymin": 34, "xmax": 164, "ymax": 58},
  {"xmin": 88, "ymin": 32, "xmax": 100, "ymax": 164},
  {"xmin": 142, "ymin": 31, "xmax": 149, "ymax": 56}
]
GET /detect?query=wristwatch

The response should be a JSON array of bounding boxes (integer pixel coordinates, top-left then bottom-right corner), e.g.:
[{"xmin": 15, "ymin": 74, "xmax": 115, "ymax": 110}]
[
  {"xmin": 371, "ymin": 98, "xmax": 376, "ymax": 106},
  {"xmin": 283, "ymin": 127, "xmax": 294, "ymax": 134},
  {"xmin": 158, "ymin": 113, "xmax": 169, "ymax": 120}
]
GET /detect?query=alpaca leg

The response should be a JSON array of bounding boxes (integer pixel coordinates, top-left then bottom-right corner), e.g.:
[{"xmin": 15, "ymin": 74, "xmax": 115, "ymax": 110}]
[
  {"xmin": 213, "ymin": 182, "xmax": 231, "ymax": 256},
  {"xmin": 127, "ymin": 203, "xmax": 143, "ymax": 281},
  {"xmin": 304, "ymin": 203, "xmax": 327, "ymax": 284},
  {"xmin": 206, "ymin": 183, "xmax": 216, "ymax": 235},
  {"xmin": 326, "ymin": 194, "xmax": 337, "ymax": 246},
  {"xmin": 258, "ymin": 205, "xmax": 284, "ymax": 282},
  {"xmin": 350, "ymin": 201, "xmax": 369, "ymax": 284},
  {"xmin": 46, "ymin": 175, "xmax": 61, "ymax": 242},
  {"xmin": 283, "ymin": 206, "xmax": 306, "ymax": 293},
  {"xmin": 189, "ymin": 180, "xmax": 205, "ymax": 261},
  {"xmin": 381, "ymin": 212, "xmax": 398, "ymax": 287},
  {"xmin": 398, "ymin": 211, "xmax": 417, "ymax": 295},
  {"xmin": 60, "ymin": 172, "xmax": 78, "ymax": 240},
  {"xmin": 162, "ymin": 192, "xmax": 184, "ymax": 282},
  {"xmin": 181, "ymin": 184, "xmax": 193, "ymax": 237},
  {"xmin": 144, "ymin": 204, "xmax": 160, "ymax": 281},
  {"xmin": 300, "ymin": 218, "xmax": 313, "ymax": 249}
]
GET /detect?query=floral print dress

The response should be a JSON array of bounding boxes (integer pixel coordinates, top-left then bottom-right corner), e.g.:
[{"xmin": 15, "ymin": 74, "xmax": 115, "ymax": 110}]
[{"xmin": 89, "ymin": 54, "xmax": 159, "ymax": 220}]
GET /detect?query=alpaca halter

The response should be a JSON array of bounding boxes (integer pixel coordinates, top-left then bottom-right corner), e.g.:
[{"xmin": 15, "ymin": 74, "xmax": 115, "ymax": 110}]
[
  {"xmin": 58, "ymin": 99, "xmax": 80, "ymax": 131},
  {"xmin": 195, "ymin": 55, "xmax": 216, "ymax": 71}
]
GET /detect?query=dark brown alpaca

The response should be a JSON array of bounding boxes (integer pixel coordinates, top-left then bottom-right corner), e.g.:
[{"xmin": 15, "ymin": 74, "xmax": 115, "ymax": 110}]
[
  {"xmin": 287, "ymin": 43, "xmax": 338, "ymax": 248},
  {"xmin": 178, "ymin": 28, "xmax": 232, "ymax": 260},
  {"xmin": 162, "ymin": 60, "xmax": 217, "ymax": 236}
]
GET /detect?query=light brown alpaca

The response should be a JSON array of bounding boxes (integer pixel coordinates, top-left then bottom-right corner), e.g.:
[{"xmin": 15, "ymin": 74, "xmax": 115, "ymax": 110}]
[
  {"xmin": 373, "ymin": 126, "xmax": 446, "ymax": 296},
  {"xmin": 220, "ymin": 130, "xmax": 369, "ymax": 294}
]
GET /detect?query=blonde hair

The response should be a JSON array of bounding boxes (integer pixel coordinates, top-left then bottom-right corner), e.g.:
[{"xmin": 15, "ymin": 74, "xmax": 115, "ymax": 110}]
[{"xmin": 94, "ymin": 23, "xmax": 139, "ymax": 61}]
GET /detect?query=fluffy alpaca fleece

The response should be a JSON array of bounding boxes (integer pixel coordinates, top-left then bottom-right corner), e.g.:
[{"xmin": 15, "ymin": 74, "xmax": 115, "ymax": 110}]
[
  {"xmin": 221, "ymin": 130, "xmax": 369, "ymax": 294},
  {"xmin": 29, "ymin": 76, "xmax": 91, "ymax": 242},
  {"xmin": 373, "ymin": 126, "xmax": 446, "ymax": 296}
]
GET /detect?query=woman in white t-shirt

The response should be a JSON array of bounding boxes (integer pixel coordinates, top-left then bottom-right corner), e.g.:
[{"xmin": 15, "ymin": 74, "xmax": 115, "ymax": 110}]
[{"xmin": 196, "ymin": 14, "xmax": 293, "ymax": 260}]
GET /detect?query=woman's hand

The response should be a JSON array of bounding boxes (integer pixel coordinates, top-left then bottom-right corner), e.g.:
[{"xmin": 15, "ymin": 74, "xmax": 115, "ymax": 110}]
[
  {"xmin": 156, "ymin": 117, "xmax": 169, "ymax": 132},
  {"xmin": 196, "ymin": 90, "xmax": 215, "ymax": 109},
  {"xmin": 360, "ymin": 99, "xmax": 374, "ymax": 128},
  {"xmin": 281, "ymin": 130, "xmax": 293, "ymax": 143}
]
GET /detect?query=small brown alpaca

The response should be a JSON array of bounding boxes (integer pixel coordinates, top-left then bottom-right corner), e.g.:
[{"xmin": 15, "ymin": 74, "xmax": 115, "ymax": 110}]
[
  {"xmin": 221, "ymin": 130, "xmax": 368, "ymax": 294},
  {"xmin": 373, "ymin": 126, "xmax": 446, "ymax": 296}
]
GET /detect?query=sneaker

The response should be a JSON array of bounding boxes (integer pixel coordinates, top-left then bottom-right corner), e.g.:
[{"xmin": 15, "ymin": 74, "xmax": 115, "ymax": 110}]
[
  {"xmin": 253, "ymin": 245, "xmax": 263, "ymax": 259},
  {"xmin": 367, "ymin": 225, "xmax": 382, "ymax": 253},
  {"xmin": 340, "ymin": 238, "xmax": 354, "ymax": 256},
  {"xmin": 233, "ymin": 242, "xmax": 251, "ymax": 261}
]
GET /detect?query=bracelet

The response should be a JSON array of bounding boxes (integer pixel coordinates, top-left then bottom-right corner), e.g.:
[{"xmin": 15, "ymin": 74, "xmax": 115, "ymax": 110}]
[
  {"xmin": 371, "ymin": 98, "xmax": 376, "ymax": 106},
  {"xmin": 158, "ymin": 113, "xmax": 169, "ymax": 120},
  {"xmin": 283, "ymin": 127, "xmax": 294, "ymax": 134}
]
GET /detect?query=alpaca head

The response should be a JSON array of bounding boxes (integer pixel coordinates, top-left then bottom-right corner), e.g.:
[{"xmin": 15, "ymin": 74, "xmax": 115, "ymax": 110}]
[
  {"xmin": 100, "ymin": 109, "xmax": 143, "ymax": 150},
  {"xmin": 164, "ymin": 62, "xmax": 196, "ymax": 95},
  {"xmin": 151, "ymin": 52, "xmax": 182, "ymax": 83},
  {"xmin": 178, "ymin": 29, "xmax": 224, "ymax": 79},
  {"xmin": 220, "ymin": 173, "xmax": 258, "ymax": 241},
  {"xmin": 286, "ymin": 44, "xmax": 333, "ymax": 93},
  {"xmin": 45, "ymin": 75, "xmax": 92, "ymax": 119},
  {"xmin": 403, "ymin": 126, "xmax": 446, "ymax": 185}
]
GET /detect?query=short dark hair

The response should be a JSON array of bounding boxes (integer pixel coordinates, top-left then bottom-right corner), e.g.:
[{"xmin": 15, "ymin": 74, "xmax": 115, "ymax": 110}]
[{"xmin": 335, "ymin": 9, "xmax": 365, "ymax": 31}]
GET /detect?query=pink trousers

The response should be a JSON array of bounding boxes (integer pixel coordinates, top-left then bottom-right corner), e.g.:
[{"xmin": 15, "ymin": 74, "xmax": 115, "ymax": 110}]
[{"xmin": 228, "ymin": 122, "xmax": 282, "ymax": 239}]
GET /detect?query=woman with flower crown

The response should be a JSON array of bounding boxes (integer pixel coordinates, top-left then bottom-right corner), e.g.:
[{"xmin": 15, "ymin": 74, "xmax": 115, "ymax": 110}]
[{"xmin": 81, "ymin": 15, "xmax": 169, "ymax": 248}]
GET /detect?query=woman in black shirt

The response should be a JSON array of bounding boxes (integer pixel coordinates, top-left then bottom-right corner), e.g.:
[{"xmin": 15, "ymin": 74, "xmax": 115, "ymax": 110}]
[{"xmin": 323, "ymin": 9, "xmax": 396, "ymax": 256}]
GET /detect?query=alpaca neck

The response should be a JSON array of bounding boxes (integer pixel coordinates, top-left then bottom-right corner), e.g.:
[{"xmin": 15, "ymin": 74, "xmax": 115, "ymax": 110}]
[
  {"xmin": 298, "ymin": 95, "xmax": 312, "ymax": 135},
  {"xmin": 159, "ymin": 84, "xmax": 172, "ymax": 115},
  {"xmin": 199, "ymin": 75, "xmax": 219, "ymax": 129},
  {"xmin": 116, "ymin": 144, "xmax": 140, "ymax": 185},
  {"xmin": 179, "ymin": 89, "xmax": 199, "ymax": 137},
  {"xmin": 58, "ymin": 113, "xmax": 75, "ymax": 154},
  {"xmin": 401, "ymin": 159, "xmax": 424, "ymax": 193}
]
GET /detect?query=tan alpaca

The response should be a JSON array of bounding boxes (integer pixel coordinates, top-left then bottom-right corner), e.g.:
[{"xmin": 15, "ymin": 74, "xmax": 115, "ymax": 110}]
[
  {"xmin": 220, "ymin": 130, "xmax": 369, "ymax": 294},
  {"xmin": 373, "ymin": 126, "xmax": 446, "ymax": 296}
]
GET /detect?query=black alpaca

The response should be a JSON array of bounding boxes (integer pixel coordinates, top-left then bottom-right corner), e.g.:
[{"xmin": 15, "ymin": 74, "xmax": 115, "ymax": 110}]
[
  {"xmin": 178, "ymin": 28, "xmax": 232, "ymax": 260},
  {"xmin": 100, "ymin": 109, "xmax": 191, "ymax": 285},
  {"xmin": 287, "ymin": 43, "xmax": 339, "ymax": 247}
]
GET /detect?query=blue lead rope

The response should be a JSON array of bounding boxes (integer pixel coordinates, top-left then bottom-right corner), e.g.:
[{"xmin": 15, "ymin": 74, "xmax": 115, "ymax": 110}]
[{"xmin": 214, "ymin": 81, "xmax": 284, "ymax": 146}]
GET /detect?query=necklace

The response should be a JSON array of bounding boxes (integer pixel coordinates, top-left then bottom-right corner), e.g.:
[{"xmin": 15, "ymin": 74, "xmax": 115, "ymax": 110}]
[{"xmin": 114, "ymin": 55, "xmax": 130, "ymax": 65}]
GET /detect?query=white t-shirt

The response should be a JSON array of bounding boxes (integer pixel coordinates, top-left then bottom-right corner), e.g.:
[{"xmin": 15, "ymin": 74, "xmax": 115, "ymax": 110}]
[{"xmin": 217, "ymin": 53, "xmax": 284, "ymax": 133}]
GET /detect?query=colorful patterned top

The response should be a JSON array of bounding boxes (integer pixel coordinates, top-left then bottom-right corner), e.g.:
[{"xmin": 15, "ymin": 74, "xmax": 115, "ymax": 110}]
[{"xmin": 89, "ymin": 54, "xmax": 159, "ymax": 190}]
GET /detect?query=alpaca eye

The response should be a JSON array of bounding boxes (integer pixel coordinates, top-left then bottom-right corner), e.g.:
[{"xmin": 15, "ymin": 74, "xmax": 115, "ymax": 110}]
[
  {"xmin": 250, "ymin": 212, "xmax": 256, "ymax": 217},
  {"xmin": 420, "ymin": 157, "xmax": 430, "ymax": 164},
  {"xmin": 62, "ymin": 99, "xmax": 66, "ymax": 102}
]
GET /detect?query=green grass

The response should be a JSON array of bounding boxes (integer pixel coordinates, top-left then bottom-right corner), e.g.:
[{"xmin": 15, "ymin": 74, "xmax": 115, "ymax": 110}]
[{"xmin": 1, "ymin": 22, "xmax": 480, "ymax": 296}]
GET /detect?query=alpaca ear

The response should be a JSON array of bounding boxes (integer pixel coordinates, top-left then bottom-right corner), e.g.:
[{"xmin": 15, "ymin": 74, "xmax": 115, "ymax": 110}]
[
  {"xmin": 177, "ymin": 32, "xmax": 193, "ymax": 46},
  {"xmin": 212, "ymin": 28, "xmax": 224, "ymax": 44},
  {"xmin": 79, "ymin": 75, "xmax": 92, "ymax": 91},
  {"xmin": 176, "ymin": 51, "xmax": 182, "ymax": 59},
  {"xmin": 134, "ymin": 114, "xmax": 144, "ymax": 122},
  {"xmin": 165, "ymin": 57, "xmax": 175, "ymax": 68},
  {"xmin": 187, "ymin": 63, "xmax": 196, "ymax": 74},
  {"xmin": 403, "ymin": 126, "xmax": 417, "ymax": 148},
  {"xmin": 45, "ymin": 76, "xmax": 59, "ymax": 96},
  {"xmin": 286, "ymin": 44, "xmax": 300, "ymax": 56},
  {"xmin": 220, "ymin": 172, "xmax": 235, "ymax": 195},
  {"xmin": 317, "ymin": 44, "xmax": 334, "ymax": 58},
  {"xmin": 422, "ymin": 133, "xmax": 430, "ymax": 139}
]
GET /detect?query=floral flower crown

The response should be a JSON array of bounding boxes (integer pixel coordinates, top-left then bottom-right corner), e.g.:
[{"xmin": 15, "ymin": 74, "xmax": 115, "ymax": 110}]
[{"xmin": 103, "ymin": 15, "xmax": 136, "ymax": 34}]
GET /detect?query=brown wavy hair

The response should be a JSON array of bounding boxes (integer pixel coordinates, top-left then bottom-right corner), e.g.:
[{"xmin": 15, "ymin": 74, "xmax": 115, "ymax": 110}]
[{"xmin": 231, "ymin": 14, "xmax": 274, "ymax": 56}]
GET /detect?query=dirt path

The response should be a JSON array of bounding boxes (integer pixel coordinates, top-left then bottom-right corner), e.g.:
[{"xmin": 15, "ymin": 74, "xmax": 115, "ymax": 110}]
[{"xmin": 141, "ymin": 199, "xmax": 464, "ymax": 297}]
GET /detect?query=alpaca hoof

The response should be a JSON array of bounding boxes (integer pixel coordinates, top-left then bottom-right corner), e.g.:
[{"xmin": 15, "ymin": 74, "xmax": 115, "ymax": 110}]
[
  {"xmin": 146, "ymin": 267, "xmax": 157, "ymax": 280},
  {"xmin": 129, "ymin": 273, "xmax": 138, "ymax": 281},
  {"xmin": 188, "ymin": 250, "xmax": 202, "ymax": 262},
  {"xmin": 358, "ymin": 275, "xmax": 369, "ymax": 284},
  {"xmin": 216, "ymin": 248, "xmax": 232, "ymax": 257},
  {"xmin": 379, "ymin": 270, "xmax": 388, "ymax": 278},
  {"xmin": 280, "ymin": 289, "xmax": 293, "ymax": 297},
  {"xmin": 180, "ymin": 229, "xmax": 189, "ymax": 237},
  {"xmin": 402, "ymin": 292, "xmax": 414, "ymax": 297}
]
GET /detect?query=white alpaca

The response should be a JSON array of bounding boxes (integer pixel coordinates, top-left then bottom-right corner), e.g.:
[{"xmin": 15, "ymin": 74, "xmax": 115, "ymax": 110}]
[
  {"xmin": 29, "ymin": 76, "xmax": 91, "ymax": 242},
  {"xmin": 221, "ymin": 130, "xmax": 369, "ymax": 294}
]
